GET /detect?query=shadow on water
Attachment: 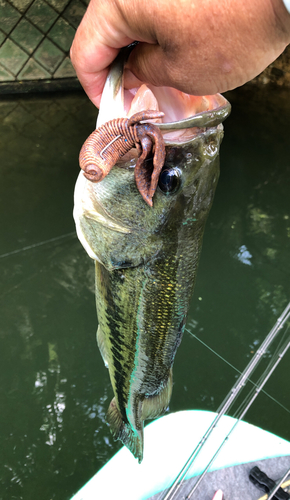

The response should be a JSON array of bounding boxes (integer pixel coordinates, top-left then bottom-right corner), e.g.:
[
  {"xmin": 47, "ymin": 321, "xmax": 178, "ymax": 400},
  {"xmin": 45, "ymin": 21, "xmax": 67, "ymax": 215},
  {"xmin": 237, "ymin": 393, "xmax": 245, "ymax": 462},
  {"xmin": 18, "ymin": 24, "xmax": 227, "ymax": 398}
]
[{"xmin": 0, "ymin": 86, "xmax": 289, "ymax": 499}]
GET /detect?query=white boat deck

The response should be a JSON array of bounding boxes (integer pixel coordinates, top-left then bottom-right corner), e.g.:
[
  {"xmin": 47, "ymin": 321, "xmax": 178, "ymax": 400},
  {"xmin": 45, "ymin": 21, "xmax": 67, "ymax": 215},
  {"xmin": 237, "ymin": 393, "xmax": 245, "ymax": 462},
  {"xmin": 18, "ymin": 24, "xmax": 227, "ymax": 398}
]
[{"xmin": 71, "ymin": 410, "xmax": 290, "ymax": 500}]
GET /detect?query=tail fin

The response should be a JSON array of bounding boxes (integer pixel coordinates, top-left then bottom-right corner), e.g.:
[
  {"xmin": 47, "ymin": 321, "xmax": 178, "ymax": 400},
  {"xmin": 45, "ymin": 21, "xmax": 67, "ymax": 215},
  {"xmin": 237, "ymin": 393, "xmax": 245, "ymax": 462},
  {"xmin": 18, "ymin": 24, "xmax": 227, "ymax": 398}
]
[
  {"xmin": 106, "ymin": 370, "xmax": 173, "ymax": 463},
  {"xmin": 106, "ymin": 398, "xmax": 144, "ymax": 463}
]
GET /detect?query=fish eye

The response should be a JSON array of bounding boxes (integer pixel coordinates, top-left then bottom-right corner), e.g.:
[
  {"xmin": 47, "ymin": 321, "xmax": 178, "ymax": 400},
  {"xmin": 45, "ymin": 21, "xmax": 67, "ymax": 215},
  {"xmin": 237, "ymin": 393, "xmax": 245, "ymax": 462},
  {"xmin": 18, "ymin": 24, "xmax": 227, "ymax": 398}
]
[{"xmin": 158, "ymin": 167, "xmax": 181, "ymax": 195}]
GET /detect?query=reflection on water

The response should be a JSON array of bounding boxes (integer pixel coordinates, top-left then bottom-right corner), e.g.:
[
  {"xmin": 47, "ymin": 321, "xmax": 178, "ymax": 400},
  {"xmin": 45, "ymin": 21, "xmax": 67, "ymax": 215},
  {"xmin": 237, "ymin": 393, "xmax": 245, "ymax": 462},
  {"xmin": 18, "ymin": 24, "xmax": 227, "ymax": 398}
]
[
  {"xmin": 0, "ymin": 87, "xmax": 290, "ymax": 499},
  {"xmin": 236, "ymin": 244, "xmax": 252, "ymax": 266}
]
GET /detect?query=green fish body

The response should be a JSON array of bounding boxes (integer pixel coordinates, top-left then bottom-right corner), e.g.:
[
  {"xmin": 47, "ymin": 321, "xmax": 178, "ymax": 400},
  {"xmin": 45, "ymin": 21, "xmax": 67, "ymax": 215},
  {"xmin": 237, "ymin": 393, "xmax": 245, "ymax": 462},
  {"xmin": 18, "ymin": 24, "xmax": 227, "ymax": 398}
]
[{"xmin": 74, "ymin": 122, "xmax": 227, "ymax": 462}]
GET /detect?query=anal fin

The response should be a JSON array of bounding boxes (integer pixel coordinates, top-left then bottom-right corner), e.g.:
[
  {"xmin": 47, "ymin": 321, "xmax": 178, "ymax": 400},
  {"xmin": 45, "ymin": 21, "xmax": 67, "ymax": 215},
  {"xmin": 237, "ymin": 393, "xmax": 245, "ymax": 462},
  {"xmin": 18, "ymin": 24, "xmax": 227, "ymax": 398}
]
[{"xmin": 141, "ymin": 368, "xmax": 173, "ymax": 420}]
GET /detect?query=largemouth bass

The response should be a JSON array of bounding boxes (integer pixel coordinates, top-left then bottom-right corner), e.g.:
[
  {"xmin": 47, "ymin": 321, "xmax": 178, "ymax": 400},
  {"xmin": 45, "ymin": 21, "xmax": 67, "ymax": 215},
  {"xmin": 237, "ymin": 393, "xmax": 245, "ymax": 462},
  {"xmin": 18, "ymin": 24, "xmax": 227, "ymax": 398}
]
[{"xmin": 74, "ymin": 51, "xmax": 230, "ymax": 463}]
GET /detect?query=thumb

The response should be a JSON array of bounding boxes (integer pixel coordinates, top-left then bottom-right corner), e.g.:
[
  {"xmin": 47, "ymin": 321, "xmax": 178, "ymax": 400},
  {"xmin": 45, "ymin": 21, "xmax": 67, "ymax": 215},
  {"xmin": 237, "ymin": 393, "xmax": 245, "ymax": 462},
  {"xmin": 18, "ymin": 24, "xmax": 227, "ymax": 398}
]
[
  {"xmin": 70, "ymin": 0, "xmax": 134, "ymax": 108},
  {"xmin": 126, "ymin": 41, "xmax": 199, "ymax": 95},
  {"xmin": 126, "ymin": 43, "xmax": 172, "ymax": 87},
  {"xmin": 70, "ymin": 39, "xmax": 119, "ymax": 108}
]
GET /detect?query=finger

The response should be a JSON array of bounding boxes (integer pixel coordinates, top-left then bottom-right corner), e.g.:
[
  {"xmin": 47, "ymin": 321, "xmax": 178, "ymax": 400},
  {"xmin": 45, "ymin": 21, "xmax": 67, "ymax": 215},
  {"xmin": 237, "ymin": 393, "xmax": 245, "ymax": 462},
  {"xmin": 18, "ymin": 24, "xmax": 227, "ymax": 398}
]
[
  {"xmin": 123, "ymin": 68, "xmax": 144, "ymax": 89},
  {"xmin": 70, "ymin": 1, "xmax": 134, "ymax": 108},
  {"xmin": 70, "ymin": 17, "xmax": 122, "ymax": 108},
  {"xmin": 125, "ymin": 42, "xmax": 203, "ymax": 94},
  {"xmin": 71, "ymin": 40, "xmax": 118, "ymax": 108}
]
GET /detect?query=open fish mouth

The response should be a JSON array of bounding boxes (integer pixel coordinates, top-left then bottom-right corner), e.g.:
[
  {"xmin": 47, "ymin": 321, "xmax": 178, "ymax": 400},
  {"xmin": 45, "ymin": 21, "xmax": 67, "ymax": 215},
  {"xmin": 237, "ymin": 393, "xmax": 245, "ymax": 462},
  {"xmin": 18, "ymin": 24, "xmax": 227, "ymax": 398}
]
[{"xmin": 97, "ymin": 46, "xmax": 231, "ymax": 142}]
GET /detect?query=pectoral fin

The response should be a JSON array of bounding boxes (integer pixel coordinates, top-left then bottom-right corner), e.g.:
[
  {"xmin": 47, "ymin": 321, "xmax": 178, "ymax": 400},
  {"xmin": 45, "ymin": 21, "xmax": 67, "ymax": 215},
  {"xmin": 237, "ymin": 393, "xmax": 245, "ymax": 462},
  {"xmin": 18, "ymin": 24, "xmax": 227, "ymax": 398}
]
[{"xmin": 96, "ymin": 326, "xmax": 109, "ymax": 368}]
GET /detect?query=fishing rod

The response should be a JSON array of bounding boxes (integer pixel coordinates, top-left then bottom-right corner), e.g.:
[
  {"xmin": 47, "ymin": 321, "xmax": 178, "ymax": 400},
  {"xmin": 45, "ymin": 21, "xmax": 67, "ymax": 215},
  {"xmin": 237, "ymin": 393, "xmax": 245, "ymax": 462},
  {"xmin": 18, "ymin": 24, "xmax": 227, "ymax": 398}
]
[
  {"xmin": 186, "ymin": 335, "xmax": 290, "ymax": 499},
  {"xmin": 159, "ymin": 301, "xmax": 290, "ymax": 500}
]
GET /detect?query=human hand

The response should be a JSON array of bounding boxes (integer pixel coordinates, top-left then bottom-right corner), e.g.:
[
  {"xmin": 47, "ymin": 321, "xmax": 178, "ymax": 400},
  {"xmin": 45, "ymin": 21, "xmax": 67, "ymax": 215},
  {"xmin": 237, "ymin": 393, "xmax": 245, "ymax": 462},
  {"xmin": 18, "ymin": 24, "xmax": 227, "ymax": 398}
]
[{"xmin": 70, "ymin": 0, "xmax": 290, "ymax": 108}]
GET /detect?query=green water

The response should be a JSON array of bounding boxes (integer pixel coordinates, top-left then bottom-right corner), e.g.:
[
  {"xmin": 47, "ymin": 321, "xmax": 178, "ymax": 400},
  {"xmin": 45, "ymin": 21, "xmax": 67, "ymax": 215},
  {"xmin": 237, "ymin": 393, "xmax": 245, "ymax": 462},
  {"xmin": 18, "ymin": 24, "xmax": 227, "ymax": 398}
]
[{"xmin": 0, "ymin": 87, "xmax": 289, "ymax": 500}]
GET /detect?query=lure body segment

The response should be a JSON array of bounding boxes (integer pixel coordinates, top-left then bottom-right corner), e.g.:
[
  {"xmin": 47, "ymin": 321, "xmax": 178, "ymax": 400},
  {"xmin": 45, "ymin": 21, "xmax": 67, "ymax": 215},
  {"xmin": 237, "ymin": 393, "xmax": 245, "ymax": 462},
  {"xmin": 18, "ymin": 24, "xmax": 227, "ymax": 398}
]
[{"xmin": 79, "ymin": 111, "xmax": 165, "ymax": 207}]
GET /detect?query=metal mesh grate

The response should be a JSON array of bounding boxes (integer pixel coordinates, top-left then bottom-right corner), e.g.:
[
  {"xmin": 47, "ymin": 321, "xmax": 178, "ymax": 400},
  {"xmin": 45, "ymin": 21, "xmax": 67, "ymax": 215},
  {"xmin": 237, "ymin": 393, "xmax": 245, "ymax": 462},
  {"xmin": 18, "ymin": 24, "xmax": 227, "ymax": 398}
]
[
  {"xmin": 0, "ymin": 92, "xmax": 96, "ymax": 175},
  {"xmin": 0, "ymin": 0, "xmax": 89, "ymax": 85}
]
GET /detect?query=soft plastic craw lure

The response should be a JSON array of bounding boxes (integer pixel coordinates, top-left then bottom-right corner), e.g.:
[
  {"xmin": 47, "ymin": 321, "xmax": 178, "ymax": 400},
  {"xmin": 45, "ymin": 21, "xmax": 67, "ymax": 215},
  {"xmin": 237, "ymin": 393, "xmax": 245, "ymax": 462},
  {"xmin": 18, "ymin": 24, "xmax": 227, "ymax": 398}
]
[{"xmin": 79, "ymin": 110, "xmax": 165, "ymax": 206}]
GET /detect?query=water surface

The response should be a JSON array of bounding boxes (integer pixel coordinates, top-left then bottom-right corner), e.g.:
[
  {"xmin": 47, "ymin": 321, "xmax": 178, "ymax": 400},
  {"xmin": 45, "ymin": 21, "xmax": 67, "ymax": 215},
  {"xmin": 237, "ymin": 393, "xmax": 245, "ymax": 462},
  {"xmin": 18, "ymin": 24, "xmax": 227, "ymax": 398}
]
[{"xmin": 0, "ymin": 87, "xmax": 289, "ymax": 499}]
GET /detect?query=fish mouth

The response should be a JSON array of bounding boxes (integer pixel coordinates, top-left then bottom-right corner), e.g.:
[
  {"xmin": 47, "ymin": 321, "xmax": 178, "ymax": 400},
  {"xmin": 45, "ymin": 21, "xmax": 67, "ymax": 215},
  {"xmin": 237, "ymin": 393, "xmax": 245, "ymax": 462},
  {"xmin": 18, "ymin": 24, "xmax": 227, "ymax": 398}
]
[{"xmin": 97, "ymin": 46, "xmax": 231, "ymax": 139}]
